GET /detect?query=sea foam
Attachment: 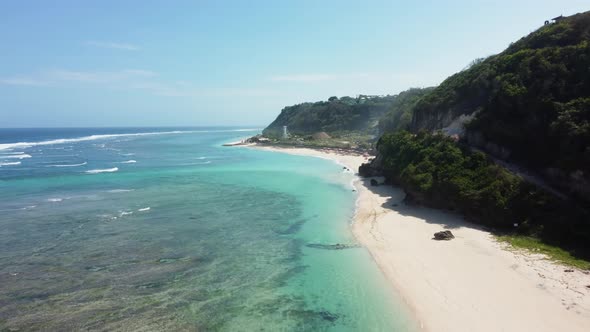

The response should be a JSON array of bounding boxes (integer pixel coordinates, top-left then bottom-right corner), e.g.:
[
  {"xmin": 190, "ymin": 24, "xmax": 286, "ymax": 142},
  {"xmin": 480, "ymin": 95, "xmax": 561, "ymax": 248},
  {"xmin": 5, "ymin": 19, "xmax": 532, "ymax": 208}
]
[
  {"xmin": 0, "ymin": 129, "xmax": 261, "ymax": 151},
  {"xmin": 119, "ymin": 160, "xmax": 137, "ymax": 164},
  {"xmin": 0, "ymin": 154, "xmax": 32, "ymax": 159},
  {"xmin": 46, "ymin": 162, "xmax": 87, "ymax": 167},
  {"xmin": 106, "ymin": 189, "xmax": 134, "ymax": 193},
  {"xmin": 85, "ymin": 167, "xmax": 118, "ymax": 174},
  {"xmin": 0, "ymin": 161, "xmax": 21, "ymax": 167}
]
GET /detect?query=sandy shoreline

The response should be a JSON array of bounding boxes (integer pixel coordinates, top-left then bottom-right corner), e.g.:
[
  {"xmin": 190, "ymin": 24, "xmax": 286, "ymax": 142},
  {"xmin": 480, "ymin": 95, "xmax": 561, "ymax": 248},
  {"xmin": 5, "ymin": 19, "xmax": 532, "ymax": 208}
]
[{"xmin": 250, "ymin": 144, "xmax": 590, "ymax": 332}]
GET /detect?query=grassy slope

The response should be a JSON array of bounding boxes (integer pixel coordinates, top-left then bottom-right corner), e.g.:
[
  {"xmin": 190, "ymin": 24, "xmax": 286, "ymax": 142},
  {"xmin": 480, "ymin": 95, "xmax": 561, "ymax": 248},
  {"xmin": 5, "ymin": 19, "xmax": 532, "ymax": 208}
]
[{"xmin": 497, "ymin": 235, "xmax": 590, "ymax": 270}]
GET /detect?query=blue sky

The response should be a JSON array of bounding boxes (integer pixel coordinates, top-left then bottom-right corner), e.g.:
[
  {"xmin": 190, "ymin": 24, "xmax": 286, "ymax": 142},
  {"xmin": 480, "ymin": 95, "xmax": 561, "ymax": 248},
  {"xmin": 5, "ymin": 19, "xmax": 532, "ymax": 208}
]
[{"xmin": 0, "ymin": 0, "xmax": 588, "ymax": 127}]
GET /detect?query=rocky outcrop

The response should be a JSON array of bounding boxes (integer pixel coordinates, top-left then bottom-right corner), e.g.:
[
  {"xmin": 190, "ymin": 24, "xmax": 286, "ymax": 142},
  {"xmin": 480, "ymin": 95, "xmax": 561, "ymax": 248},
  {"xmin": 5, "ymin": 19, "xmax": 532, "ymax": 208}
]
[
  {"xmin": 467, "ymin": 131, "xmax": 589, "ymax": 203},
  {"xmin": 245, "ymin": 135, "xmax": 271, "ymax": 144},
  {"xmin": 359, "ymin": 155, "xmax": 383, "ymax": 177},
  {"xmin": 311, "ymin": 132, "xmax": 331, "ymax": 140},
  {"xmin": 544, "ymin": 167, "xmax": 590, "ymax": 203},
  {"xmin": 433, "ymin": 230, "xmax": 455, "ymax": 240},
  {"xmin": 466, "ymin": 131, "xmax": 512, "ymax": 160}
]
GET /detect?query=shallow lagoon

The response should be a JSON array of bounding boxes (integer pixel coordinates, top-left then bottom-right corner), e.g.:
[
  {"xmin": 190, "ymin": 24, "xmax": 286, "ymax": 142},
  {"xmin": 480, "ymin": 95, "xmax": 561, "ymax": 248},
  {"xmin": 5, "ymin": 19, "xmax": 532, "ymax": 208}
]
[{"xmin": 0, "ymin": 128, "xmax": 415, "ymax": 331}]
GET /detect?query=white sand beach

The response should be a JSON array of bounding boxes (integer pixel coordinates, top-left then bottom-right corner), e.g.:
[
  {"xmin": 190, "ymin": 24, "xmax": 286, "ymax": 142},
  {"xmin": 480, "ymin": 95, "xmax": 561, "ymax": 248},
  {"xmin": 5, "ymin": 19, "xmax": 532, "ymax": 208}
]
[{"xmin": 253, "ymin": 145, "xmax": 590, "ymax": 332}]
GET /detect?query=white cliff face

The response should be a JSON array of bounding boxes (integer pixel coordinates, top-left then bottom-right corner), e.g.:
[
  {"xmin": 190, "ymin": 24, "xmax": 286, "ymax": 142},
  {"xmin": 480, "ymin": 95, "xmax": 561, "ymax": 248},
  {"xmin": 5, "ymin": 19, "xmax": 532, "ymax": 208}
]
[{"xmin": 441, "ymin": 112, "xmax": 478, "ymax": 137}]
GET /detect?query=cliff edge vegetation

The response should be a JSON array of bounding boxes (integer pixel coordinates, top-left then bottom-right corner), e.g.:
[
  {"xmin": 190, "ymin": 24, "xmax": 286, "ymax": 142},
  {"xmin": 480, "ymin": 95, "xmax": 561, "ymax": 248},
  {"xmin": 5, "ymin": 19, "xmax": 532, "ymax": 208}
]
[
  {"xmin": 261, "ymin": 89, "xmax": 433, "ymax": 149},
  {"xmin": 375, "ymin": 131, "xmax": 590, "ymax": 261},
  {"xmin": 410, "ymin": 12, "xmax": 590, "ymax": 201}
]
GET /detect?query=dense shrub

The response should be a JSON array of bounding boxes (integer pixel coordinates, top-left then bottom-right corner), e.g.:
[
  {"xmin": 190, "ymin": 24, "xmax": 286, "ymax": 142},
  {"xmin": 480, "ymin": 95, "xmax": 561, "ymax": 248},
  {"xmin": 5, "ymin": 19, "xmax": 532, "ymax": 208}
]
[
  {"xmin": 378, "ymin": 131, "xmax": 590, "ymax": 258},
  {"xmin": 263, "ymin": 95, "xmax": 397, "ymax": 137},
  {"xmin": 262, "ymin": 88, "xmax": 434, "ymax": 138},
  {"xmin": 378, "ymin": 88, "xmax": 434, "ymax": 133},
  {"xmin": 411, "ymin": 12, "xmax": 590, "ymax": 177}
]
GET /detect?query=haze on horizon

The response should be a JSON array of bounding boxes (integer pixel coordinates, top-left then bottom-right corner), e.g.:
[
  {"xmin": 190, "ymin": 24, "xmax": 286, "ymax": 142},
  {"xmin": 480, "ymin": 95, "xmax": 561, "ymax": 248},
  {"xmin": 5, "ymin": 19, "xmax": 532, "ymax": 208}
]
[{"xmin": 1, "ymin": 0, "xmax": 588, "ymax": 128}]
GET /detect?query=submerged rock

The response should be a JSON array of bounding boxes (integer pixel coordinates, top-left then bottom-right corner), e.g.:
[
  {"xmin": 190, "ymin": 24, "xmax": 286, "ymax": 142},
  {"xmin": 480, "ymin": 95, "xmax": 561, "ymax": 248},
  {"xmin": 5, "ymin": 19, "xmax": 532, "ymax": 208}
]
[
  {"xmin": 370, "ymin": 179, "xmax": 379, "ymax": 186},
  {"xmin": 286, "ymin": 308, "xmax": 341, "ymax": 325},
  {"xmin": 157, "ymin": 257, "xmax": 190, "ymax": 264},
  {"xmin": 137, "ymin": 281, "xmax": 166, "ymax": 289},
  {"xmin": 318, "ymin": 310, "xmax": 339, "ymax": 322},
  {"xmin": 274, "ymin": 219, "xmax": 306, "ymax": 235},
  {"xmin": 306, "ymin": 243, "xmax": 360, "ymax": 250},
  {"xmin": 85, "ymin": 266, "xmax": 107, "ymax": 272},
  {"xmin": 433, "ymin": 230, "xmax": 455, "ymax": 241}
]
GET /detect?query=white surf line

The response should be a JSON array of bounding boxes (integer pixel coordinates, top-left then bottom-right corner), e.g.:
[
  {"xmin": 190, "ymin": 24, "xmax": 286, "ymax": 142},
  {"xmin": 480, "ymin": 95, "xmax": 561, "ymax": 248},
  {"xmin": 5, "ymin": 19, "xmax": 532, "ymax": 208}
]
[
  {"xmin": 85, "ymin": 167, "xmax": 118, "ymax": 174},
  {"xmin": 0, "ymin": 129, "xmax": 262, "ymax": 151},
  {"xmin": 46, "ymin": 161, "xmax": 87, "ymax": 167}
]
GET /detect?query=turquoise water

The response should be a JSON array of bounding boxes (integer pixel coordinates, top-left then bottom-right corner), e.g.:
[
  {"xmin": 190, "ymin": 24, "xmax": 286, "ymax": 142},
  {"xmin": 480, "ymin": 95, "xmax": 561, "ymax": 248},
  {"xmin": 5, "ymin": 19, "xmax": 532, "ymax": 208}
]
[{"xmin": 0, "ymin": 128, "xmax": 415, "ymax": 331}]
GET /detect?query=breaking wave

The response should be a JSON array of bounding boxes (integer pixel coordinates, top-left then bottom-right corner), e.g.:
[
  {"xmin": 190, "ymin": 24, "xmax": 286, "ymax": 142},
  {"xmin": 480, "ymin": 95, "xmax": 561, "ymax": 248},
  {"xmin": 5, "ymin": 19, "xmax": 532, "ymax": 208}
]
[
  {"xmin": 85, "ymin": 167, "xmax": 118, "ymax": 174},
  {"xmin": 0, "ymin": 161, "xmax": 21, "ymax": 167},
  {"xmin": 0, "ymin": 154, "xmax": 32, "ymax": 159},
  {"xmin": 46, "ymin": 162, "xmax": 87, "ymax": 167},
  {"xmin": 106, "ymin": 189, "xmax": 134, "ymax": 193},
  {"xmin": 0, "ymin": 129, "xmax": 260, "ymax": 151}
]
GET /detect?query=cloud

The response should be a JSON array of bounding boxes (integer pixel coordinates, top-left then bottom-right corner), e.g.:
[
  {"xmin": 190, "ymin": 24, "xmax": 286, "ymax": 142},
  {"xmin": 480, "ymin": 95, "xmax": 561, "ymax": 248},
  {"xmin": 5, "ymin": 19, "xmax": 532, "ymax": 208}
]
[
  {"xmin": 0, "ymin": 68, "xmax": 276, "ymax": 98},
  {"xmin": 47, "ymin": 69, "xmax": 156, "ymax": 83},
  {"xmin": 122, "ymin": 69, "xmax": 157, "ymax": 77},
  {"xmin": 0, "ymin": 77, "xmax": 50, "ymax": 86},
  {"xmin": 208, "ymin": 88, "xmax": 278, "ymax": 97},
  {"xmin": 0, "ymin": 69, "xmax": 156, "ymax": 88},
  {"xmin": 85, "ymin": 40, "xmax": 139, "ymax": 51},
  {"xmin": 269, "ymin": 73, "xmax": 374, "ymax": 82},
  {"xmin": 130, "ymin": 82, "xmax": 277, "ymax": 97},
  {"xmin": 129, "ymin": 82, "xmax": 187, "ymax": 96},
  {"xmin": 269, "ymin": 74, "xmax": 340, "ymax": 82}
]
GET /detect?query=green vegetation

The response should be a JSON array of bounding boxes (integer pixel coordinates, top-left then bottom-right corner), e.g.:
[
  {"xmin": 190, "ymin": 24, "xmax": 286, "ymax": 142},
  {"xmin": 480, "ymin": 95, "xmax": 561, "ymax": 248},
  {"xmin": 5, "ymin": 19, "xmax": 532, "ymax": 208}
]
[
  {"xmin": 378, "ymin": 131, "xmax": 590, "ymax": 261},
  {"xmin": 258, "ymin": 132, "xmax": 375, "ymax": 150},
  {"xmin": 370, "ymin": 12, "xmax": 590, "ymax": 261},
  {"xmin": 378, "ymin": 88, "xmax": 434, "ymax": 133},
  {"xmin": 261, "ymin": 89, "xmax": 434, "ymax": 149},
  {"xmin": 259, "ymin": 12, "xmax": 590, "ymax": 261},
  {"xmin": 263, "ymin": 95, "xmax": 398, "ymax": 138},
  {"xmin": 497, "ymin": 235, "xmax": 590, "ymax": 270},
  {"xmin": 410, "ymin": 12, "xmax": 590, "ymax": 200}
]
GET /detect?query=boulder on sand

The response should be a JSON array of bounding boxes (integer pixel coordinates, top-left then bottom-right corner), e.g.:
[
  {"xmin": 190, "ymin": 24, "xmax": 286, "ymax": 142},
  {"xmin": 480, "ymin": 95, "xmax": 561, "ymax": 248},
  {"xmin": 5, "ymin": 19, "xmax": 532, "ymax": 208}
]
[{"xmin": 433, "ymin": 230, "xmax": 455, "ymax": 240}]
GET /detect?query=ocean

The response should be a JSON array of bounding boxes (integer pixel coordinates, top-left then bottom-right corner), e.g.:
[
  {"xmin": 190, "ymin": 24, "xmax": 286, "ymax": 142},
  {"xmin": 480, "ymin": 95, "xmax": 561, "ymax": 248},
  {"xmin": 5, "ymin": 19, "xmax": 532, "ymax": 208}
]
[{"xmin": 0, "ymin": 127, "xmax": 415, "ymax": 331}]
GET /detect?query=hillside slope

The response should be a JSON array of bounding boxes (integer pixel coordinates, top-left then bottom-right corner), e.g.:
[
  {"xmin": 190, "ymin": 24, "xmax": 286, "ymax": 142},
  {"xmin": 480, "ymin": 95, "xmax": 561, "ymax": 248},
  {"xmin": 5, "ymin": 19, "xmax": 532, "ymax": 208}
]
[
  {"xmin": 262, "ymin": 95, "xmax": 397, "ymax": 137},
  {"xmin": 373, "ymin": 131, "xmax": 590, "ymax": 259},
  {"xmin": 409, "ymin": 12, "xmax": 590, "ymax": 200},
  {"xmin": 262, "ymin": 88, "xmax": 434, "ymax": 140}
]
